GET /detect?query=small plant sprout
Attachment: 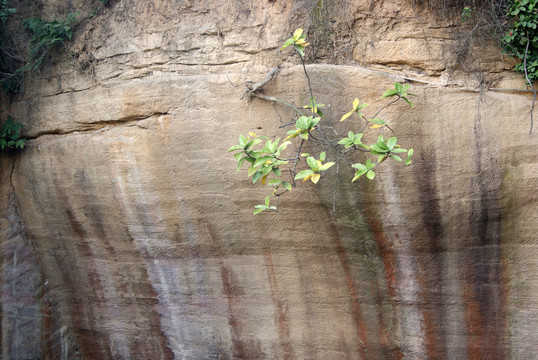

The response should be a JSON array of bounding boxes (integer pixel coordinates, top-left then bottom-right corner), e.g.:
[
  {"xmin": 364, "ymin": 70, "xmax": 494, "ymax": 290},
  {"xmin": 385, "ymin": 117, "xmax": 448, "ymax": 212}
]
[
  {"xmin": 280, "ymin": 28, "xmax": 309, "ymax": 57},
  {"xmin": 340, "ymin": 98, "xmax": 369, "ymax": 121},
  {"xmin": 231, "ymin": 28, "xmax": 416, "ymax": 213},
  {"xmin": 382, "ymin": 82, "xmax": 416, "ymax": 107}
]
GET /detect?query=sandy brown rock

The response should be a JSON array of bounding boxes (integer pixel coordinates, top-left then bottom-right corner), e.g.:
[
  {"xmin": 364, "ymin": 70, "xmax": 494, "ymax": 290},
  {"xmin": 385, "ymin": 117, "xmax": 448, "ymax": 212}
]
[{"xmin": 1, "ymin": 0, "xmax": 537, "ymax": 359}]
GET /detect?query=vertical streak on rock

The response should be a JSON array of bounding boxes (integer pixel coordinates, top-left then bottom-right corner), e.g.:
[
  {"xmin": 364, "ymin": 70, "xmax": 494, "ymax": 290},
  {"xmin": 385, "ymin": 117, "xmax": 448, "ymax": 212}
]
[
  {"xmin": 61, "ymin": 205, "xmax": 114, "ymax": 359},
  {"xmin": 374, "ymin": 171, "xmax": 428, "ymax": 359},
  {"xmin": 295, "ymin": 253, "xmax": 318, "ymax": 360},
  {"xmin": 415, "ymin": 150, "xmax": 446, "ymax": 359},
  {"xmin": 109, "ymin": 151, "xmax": 181, "ymax": 359},
  {"xmin": 0, "ymin": 192, "xmax": 42, "ymax": 359},
  {"xmin": 220, "ymin": 264, "xmax": 247, "ymax": 359},
  {"xmin": 264, "ymin": 251, "xmax": 294, "ymax": 360},
  {"xmin": 361, "ymin": 208, "xmax": 400, "ymax": 358},
  {"xmin": 464, "ymin": 106, "xmax": 507, "ymax": 359},
  {"xmin": 328, "ymin": 222, "xmax": 367, "ymax": 359},
  {"xmin": 52, "ymin": 167, "xmax": 116, "ymax": 359}
]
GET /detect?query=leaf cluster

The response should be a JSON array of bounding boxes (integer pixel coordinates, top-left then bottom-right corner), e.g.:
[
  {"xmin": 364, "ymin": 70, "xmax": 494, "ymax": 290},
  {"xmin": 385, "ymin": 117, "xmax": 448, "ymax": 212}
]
[
  {"xmin": 231, "ymin": 29, "xmax": 416, "ymax": 214},
  {"xmin": 24, "ymin": 14, "xmax": 77, "ymax": 71},
  {"xmin": 284, "ymin": 115, "xmax": 320, "ymax": 141},
  {"xmin": 229, "ymin": 133, "xmax": 293, "ymax": 188},
  {"xmin": 295, "ymin": 152, "xmax": 334, "ymax": 184},
  {"xmin": 502, "ymin": 0, "xmax": 538, "ymax": 82},
  {"xmin": 0, "ymin": 116, "xmax": 26, "ymax": 150}
]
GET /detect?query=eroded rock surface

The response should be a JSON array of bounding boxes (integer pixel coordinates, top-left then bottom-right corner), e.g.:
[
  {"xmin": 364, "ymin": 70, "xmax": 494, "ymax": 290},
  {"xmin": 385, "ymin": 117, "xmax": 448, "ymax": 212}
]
[{"xmin": 1, "ymin": 0, "xmax": 537, "ymax": 359}]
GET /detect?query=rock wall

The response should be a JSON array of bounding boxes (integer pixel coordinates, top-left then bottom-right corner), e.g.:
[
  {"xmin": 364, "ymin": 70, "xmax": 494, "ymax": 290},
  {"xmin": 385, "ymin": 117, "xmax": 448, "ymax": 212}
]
[{"xmin": 1, "ymin": 0, "xmax": 537, "ymax": 359}]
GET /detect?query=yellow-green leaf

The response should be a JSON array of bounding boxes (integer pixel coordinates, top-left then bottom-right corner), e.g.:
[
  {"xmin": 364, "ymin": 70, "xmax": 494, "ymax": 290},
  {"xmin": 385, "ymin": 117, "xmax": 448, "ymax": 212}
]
[
  {"xmin": 340, "ymin": 111, "xmax": 354, "ymax": 122},
  {"xmin": 352, "ymin": 98, "xmax": 360, "ymax": 110},
  {"xmin": 284, "ymin": 129, "xmax": 301, "ymax": 141},
  {"xmin": 311, "ymin": 173, "xmax": 321, "ymax": 184}
]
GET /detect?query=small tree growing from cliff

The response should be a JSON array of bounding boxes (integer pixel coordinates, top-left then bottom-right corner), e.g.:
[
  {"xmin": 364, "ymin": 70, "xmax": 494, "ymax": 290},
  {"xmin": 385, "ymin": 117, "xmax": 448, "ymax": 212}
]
[{"xmin": 229, "ymin": 29, "xmax": 414, "ymax": 214}]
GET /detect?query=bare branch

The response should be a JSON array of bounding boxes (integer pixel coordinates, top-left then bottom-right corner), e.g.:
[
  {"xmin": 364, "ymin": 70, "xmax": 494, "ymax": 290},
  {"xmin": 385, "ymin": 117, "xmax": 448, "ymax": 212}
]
[{"xmin": 523, "ymin": 34, "xmax": 536, "ymax": 135}]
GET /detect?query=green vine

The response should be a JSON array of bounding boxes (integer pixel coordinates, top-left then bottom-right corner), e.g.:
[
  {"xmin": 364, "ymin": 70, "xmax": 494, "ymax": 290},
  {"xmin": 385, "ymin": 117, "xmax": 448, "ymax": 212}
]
[{"xmin": 503, "ymin": 0, "xmax": 538, "ymax": 84}]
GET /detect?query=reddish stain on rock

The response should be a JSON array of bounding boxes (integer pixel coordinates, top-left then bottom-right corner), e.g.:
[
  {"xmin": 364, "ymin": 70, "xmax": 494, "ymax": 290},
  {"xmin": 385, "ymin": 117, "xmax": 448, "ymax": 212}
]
[
  {"xmin": 328, "ymin": 222, "xmax": 368, "ymax": 359},
  {"xmin": 264, "ymin": 251, "xmax": 295, "ymax": 360}
]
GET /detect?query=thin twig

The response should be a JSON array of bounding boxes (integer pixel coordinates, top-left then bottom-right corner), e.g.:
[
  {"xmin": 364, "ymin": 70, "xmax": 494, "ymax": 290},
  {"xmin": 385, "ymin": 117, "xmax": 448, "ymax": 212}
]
[
  {"xmin": 332, "ymin": 162, "xmax": 339, "ymax": 213},
  {"xmin": 371, "ymin": 96, "xmax": 401, "ymax": 119},
  {"xmin": 251, "ymin": 93, "xmax": 305, "ymax": 117},
  {"xmin": 523, "ymin": 34, "xmax": 536, "ymax": 134}
]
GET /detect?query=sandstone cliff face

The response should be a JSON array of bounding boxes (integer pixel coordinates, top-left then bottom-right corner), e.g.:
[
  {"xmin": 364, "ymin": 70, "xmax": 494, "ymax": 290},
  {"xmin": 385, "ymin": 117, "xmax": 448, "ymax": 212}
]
[{"xmin": 1, "ymin": 0, "xmax": 537, "ymax": 359}]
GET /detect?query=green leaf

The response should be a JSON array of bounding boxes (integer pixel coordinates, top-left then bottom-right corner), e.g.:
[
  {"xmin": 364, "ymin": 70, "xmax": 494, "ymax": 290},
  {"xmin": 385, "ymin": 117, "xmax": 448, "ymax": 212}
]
[
  {"xmin": 352, "ymin": 163, "xmax": 367, "ymax": 171},
  {"xmin": 252, "ymin": 171, "xmax": 264, "ymax": 184},
  {"xmin": 370, "ymin": 144, "xmax": 388, "ymax": 153},
  {"xmin": 368, "ymin": 118, "xmax": 386, "ymax": 125},
  {"xmin": 407, "ymin": 148, "xmax": 414, "ymax": 157},
  {"xmin": 306, "ymin": 156, "xmax": 318, "ymax": 170},
  {"xmin": 386, "ymin": 136, "xmax": 397, "ymax": 150},
  {"xmin": 405, "ymin": 159, "xmax": 412, "ymax": 166},
  {"xmin": 366, "ymin": 170, "xmax": 376, "ymax": 180},
  {"xmin": 402, "ymin": 97, "xmax": 414, "ymax": 107},
  {"xmin": 282, "ymin": 181, "xmax": 292, "ymax": 191},
  {"xmin": 294, "ymin": 45, "xmax": 305, "ymax": 57},
  {"xmin": 280, "ymin": 38, "xmax": 294, "ymax": 50},
  {"xmin": 296, "ymin": 116, "xmax": 309, "ymax": 129},
  {"xmin": 247, "ymin": 166, "xmax": 258, "ymax": 177},
  {"xmin": 253, "ymin": 156, "xmax": 273, "ymax": 168},
  {"xmin": 391, "ymin": 148, "xmax": 407, "ymax": 153},
  {"xmin": 237, "ymin": 157, "xmax": 246, "ymax": 171},
  {"xmin": 352, "ymin": 169, "xmax": 367, "ymax": 182},
  {"xmin": 295, "ymin": 169, "xmax": 314, "ymax": 180},
  {"xmin": 389, "ymin": 154, "xmax": 402, "ymax": 162},
  {"xmin": 382, "ymin": 89, "xmax": 399, "ymax": 98},
  {"xmin": 319, "ymin": 151, "xmax": 326, "ymax": 162},
  {"xmin": 268, "ymin": 178, "xmax": 282, "ymax": 186},
  {"xmin": 338, "ymin": 138, "xmax": 352, "ymax": 147},
  {"xmin": 253, "ymin": 208, "xmax": 266, "ymax": 215},
  {"xmin": 265, "ymin": 195, "xmax": 270, "ymax": 208}
]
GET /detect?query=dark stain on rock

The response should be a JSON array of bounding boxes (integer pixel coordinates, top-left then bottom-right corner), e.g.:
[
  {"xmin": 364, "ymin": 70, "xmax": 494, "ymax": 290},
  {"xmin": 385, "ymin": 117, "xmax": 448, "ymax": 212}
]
[
  {"xmin": 265, "ymin": 251, "xmax": 295, "ymax": 360},
  {"xmin": 206, "ymin": 221, "xmax": 264, "ymax": 359},
  {"xmin": 464, "ymin": 110, "xmax": 508, "ymax": 359},
  {"xmin": 413, "ymin": 149, "xmax": 446, "ymax": 359},
  {"xmin": 359, "ymin": 183, "xmax": 403, "ymax": 358},
  {"xmin": 328, "ymin": 222, "xmax": 368, "ymax": 359},
  {"xmin": 220, "ymin": 265, "xmax": 264, "ymax": 359}
]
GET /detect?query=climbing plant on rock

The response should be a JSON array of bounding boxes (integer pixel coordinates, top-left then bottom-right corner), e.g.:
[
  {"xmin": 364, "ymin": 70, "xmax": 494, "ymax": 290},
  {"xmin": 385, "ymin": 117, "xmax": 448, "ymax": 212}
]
[
  {"xmin": 229, "ymin": 29, "xmax": 415, "ymax": 214},
  {"xmin": 503, "ymin": 0, "xmax": 538, "ymax": 83}
]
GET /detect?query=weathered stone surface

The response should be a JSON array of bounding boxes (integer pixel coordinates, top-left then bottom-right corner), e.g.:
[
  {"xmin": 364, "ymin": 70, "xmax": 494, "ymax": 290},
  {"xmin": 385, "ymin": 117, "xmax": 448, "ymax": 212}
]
[{"xmin": 1, "ymin": 0, "xmax": 537, "ymax": 359}]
